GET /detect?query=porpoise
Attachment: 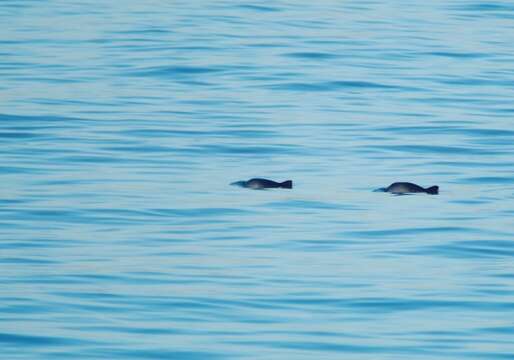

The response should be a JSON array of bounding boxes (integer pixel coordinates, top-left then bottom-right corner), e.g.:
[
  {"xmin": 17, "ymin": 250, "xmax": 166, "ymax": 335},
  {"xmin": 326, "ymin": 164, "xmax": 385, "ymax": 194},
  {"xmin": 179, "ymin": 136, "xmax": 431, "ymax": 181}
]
[
  {"xmin": 375, "ymin": 182, "xmax": 438, "ymax": 195},
  {"xmin": 231, "ymin": 178, "xmax": 293, "ymax": 190}
]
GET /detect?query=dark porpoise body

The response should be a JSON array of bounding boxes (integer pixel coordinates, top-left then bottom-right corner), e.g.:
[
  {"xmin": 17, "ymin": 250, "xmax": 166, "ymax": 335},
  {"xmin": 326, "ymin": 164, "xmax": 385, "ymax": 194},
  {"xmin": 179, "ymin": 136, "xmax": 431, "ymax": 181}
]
[
  {"xmin": 376, "ymin": 182, "xmax": 438, "ymax": 195},
  {"xmin": 231, "ymin": 178, "xmax": 293, "ymax": 190}
]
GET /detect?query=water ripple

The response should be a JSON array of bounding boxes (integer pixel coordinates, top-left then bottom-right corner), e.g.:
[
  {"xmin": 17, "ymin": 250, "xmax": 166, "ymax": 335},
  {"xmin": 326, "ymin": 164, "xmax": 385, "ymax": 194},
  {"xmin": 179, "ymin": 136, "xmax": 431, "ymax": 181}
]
[
  {"xmin": 268, "ymin": 80, "xmax": 410, "ymax": 92},
  {"xmin": 421, "ymin": 240, "xmax": 514, "ymax": 259},
  {"xmin": 3, "ymin": 1, "xmax": 514, "ymax": 359}
]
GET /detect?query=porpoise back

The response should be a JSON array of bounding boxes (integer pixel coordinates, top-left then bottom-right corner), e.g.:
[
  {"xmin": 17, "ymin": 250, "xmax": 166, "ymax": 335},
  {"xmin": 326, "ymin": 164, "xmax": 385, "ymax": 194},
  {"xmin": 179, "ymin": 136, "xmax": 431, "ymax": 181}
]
[
  {"xmin": 231, "ymin": 178, "xmax": 293, "ymax": 189},
  {"xmin": 377, "ymin": 182, "xmax": 438, "ymax": 195}
]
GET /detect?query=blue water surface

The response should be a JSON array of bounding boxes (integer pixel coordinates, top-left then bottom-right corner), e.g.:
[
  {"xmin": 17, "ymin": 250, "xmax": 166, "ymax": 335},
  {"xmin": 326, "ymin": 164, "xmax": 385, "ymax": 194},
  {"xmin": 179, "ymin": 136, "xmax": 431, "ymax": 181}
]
[{"xmin": 2, "ymin": 1, "xmax": 514, "ymax": 359}]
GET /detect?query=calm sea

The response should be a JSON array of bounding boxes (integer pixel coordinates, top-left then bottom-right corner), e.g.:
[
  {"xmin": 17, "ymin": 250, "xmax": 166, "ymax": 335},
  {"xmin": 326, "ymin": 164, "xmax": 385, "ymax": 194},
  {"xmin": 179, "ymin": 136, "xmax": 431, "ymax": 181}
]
[{"xmin": 2, "ymin": 1, "xmax": 514, "ymax": 359}]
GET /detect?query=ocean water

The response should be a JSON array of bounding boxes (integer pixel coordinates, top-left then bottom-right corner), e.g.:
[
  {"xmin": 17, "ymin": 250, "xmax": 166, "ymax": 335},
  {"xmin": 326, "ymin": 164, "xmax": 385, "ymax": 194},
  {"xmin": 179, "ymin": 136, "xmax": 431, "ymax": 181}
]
[{"xmin": 2, "ymin": 1, "xmax": 514, "ymax": 359}]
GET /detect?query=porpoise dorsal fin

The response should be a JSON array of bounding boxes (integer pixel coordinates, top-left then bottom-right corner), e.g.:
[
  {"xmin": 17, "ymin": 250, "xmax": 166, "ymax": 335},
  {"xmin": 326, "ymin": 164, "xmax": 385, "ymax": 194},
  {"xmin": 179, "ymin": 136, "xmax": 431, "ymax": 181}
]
[
  {"xmin": 425, "ymin": 186, "xmax": 439, "ymax": 195},
  {"xmin": 280, "ymin": 180, "xmax": 293, "ymax": 189}
]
